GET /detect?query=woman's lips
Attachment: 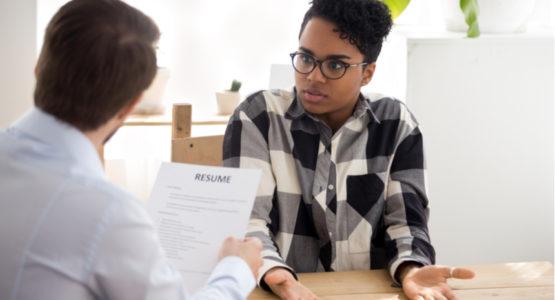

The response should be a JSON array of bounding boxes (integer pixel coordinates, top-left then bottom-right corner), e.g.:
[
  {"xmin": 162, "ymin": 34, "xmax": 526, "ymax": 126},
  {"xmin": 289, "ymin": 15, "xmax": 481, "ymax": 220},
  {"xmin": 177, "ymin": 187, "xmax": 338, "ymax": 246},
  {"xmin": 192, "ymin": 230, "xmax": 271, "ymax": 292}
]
[{"xmin": 302, "ymin": 90, "xmax": 327, "ymax": 103}]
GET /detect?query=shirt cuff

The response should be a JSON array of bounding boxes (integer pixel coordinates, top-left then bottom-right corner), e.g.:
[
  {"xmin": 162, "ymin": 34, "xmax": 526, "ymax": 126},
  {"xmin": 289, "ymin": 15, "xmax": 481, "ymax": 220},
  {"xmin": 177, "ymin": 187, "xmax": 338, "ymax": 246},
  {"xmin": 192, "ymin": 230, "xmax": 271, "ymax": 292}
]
[
  {"xmin": 389, "ymin": 255, "xmax": 431, "ymax": 286},
  {"xmin": 257, "ymin": 258, "xmax": 297, "ymax": 291},
  {"xmin": 207, "ymin": 256, "xmax": 256, "ymax": 298}
]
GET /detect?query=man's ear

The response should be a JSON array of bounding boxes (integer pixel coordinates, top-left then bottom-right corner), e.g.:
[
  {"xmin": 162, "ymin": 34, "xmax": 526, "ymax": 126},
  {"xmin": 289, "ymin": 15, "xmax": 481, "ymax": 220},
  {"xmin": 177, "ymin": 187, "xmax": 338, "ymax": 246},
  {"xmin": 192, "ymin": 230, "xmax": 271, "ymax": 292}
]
[
  {"xmin": 361, "ymin": 63, "xmax": 376, "ymax": 87},
  {"xmin": 116, "ymin": 94, "xmax": 143, "ymax": 121}
]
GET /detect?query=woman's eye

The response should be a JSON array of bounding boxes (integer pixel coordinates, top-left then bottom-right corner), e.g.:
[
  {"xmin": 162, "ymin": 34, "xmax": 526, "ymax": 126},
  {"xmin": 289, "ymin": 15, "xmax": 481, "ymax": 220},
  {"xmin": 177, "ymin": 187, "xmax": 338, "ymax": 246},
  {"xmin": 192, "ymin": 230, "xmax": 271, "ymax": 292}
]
[
  {"xmin": 301, "ymin": 54, "xmax": 313, "ymax": 64},
  {"xmin": 328, "ymin": 60, "xmax": 344, "ymax": 71}
]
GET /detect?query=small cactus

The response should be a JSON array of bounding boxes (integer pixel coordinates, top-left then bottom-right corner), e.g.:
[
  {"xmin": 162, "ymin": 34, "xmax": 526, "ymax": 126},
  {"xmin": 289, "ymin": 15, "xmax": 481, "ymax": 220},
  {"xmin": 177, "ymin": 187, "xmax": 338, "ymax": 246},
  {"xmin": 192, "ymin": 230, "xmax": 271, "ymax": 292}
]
[{"xmin": 229, "ymin": 79, "xmax": 242, "ymax": 92}]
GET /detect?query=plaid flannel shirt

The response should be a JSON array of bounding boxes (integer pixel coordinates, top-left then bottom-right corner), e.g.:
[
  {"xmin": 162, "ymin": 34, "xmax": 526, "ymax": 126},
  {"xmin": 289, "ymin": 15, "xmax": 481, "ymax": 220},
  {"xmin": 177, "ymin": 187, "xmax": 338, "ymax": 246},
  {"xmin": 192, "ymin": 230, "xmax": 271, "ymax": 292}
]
[{"xmin": 223, "ymin": 89, "xmax": 435, "ymax": 286}]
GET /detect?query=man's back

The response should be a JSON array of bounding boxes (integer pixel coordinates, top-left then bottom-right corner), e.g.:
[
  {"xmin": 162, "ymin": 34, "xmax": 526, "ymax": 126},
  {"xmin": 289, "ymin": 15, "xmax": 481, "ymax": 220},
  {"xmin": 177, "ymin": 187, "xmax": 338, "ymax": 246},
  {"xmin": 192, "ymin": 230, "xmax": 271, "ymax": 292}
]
[
  {"xmin": 0, "ymin": 128, "xmax": 71, "ymax": 297},
  {"xmin": 0, "ymin": 108, "xmax": 183, "ymax": 299},
  {"xmin": 0, "ymin": 108, "xmax": 258, "ymax": 300},
  {"xmin": 1, "ymin": 1, "xmax": 260, "ymax": 298}
]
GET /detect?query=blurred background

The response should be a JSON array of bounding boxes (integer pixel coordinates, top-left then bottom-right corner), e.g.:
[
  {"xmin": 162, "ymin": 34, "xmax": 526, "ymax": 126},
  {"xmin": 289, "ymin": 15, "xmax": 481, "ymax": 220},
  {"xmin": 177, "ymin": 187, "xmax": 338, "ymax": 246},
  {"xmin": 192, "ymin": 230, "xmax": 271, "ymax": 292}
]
[{"xmin": 0, "ymin": 0, "xmax": 553, "ymax": 270}]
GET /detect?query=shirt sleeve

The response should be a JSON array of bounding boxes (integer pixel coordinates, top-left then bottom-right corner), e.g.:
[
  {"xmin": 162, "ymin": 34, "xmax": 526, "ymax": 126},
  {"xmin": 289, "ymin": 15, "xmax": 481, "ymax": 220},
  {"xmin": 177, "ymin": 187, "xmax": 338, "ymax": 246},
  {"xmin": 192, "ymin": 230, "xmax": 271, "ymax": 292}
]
[
  {"xmin": 87, "ymin": 196, "xmax": 256, "ymax": 300},
  {"xmin": 223, "ymin": 93, "xmax": 297, "ymax": 288},
  {"xmin": 384, "ymin": 107, "xmax": 436, "ymax": 285}
]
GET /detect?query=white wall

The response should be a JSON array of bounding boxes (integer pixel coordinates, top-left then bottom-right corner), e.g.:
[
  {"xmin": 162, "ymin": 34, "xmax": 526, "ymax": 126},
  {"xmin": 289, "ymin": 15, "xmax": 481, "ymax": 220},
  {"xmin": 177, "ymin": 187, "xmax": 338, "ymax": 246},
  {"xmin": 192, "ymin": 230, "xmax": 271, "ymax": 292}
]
[
  {"xmin": 38, "ymin": 0, "xmax": 310, "ymax": 116},
  {"xmin": 0, "ymin": 0, "xmax": 36, "ymax": 128},
  {"xmin": 397, "ymin": 0, "xmax": 554, "ymax": 28},
  {"xmin": 35, "ymin": 0, "xmax": 552, "ymax": 117},
  {"xmin": 388, "ymin": 30, "xmax": 554, "ymax": 265},
  {"xmin": 142, "ymin": 0, "xmax": 309, "ymax": 115}
]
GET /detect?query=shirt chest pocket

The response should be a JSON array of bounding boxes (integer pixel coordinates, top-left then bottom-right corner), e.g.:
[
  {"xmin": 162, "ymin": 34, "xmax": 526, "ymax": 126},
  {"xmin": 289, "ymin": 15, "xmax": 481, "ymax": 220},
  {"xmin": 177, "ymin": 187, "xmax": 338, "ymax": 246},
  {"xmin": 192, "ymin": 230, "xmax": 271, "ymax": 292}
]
[{"xmin": 346, "ymin": 173, "xmax": 385, "ymax": 253}]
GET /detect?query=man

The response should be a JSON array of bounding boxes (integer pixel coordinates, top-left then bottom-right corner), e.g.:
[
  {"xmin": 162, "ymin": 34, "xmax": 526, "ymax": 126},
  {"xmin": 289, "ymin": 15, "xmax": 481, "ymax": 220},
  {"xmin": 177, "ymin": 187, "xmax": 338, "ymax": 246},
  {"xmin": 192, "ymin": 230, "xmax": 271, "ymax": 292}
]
[
  {"xmin": 223, "ymin": 0, "xmax": 474, "ymax": 299},
  {"xmin": 0, "ymin": 0, "xmax": 262, "ymax": 299}
]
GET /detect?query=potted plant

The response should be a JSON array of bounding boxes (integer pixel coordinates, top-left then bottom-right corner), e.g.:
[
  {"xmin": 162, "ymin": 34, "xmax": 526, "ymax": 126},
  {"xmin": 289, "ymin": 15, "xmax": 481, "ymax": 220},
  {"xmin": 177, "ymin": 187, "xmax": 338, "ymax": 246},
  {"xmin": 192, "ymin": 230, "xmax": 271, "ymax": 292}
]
[
  {"xmin": 442, "ymin": 0, "xmax": 536, "ymax": 35},
  {"xmin": 384, "ymin": 0, "xmax": 538, "ymax": 37},
  {"xmin": 215, "ymin": 79, "xmax": 242, "ymax": 115},
  {"xmin": 382, "ymin": 0, "xmax": 480, "ymax": 37}
]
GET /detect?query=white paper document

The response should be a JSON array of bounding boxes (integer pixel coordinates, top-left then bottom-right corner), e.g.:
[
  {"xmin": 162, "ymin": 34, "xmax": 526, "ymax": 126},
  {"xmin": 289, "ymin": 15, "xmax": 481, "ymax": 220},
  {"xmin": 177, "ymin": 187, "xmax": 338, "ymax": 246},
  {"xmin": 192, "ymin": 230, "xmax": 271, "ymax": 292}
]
[{"xmin": 147, "ymin": 162, "xmax": 261, "ymax": 293}]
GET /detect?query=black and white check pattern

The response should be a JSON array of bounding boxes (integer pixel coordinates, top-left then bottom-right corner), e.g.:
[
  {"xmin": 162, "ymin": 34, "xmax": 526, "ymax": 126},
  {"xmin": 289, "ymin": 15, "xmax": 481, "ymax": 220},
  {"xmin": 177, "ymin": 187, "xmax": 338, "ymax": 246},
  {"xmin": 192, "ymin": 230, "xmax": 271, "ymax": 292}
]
[{"xmin": 223, "ymin": 89, "xmax": 435, "ymax": 286}]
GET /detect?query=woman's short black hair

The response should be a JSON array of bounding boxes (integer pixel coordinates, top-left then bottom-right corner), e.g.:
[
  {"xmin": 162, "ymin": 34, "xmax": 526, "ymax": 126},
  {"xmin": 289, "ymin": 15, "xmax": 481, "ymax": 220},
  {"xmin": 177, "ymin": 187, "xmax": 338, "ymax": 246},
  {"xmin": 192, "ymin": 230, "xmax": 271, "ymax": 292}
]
[{"xmin": 299, "ymin": 0, "xmax": 393, "ymax": 63}]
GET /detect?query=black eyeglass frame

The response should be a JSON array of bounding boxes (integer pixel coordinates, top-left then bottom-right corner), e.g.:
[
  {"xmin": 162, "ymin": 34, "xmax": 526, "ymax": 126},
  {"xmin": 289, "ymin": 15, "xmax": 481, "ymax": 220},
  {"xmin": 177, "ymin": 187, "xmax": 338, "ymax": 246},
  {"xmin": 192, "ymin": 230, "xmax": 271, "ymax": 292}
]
[{"xmin": 289, "ymin": 51, "xmax": 369, "ymax": 80}]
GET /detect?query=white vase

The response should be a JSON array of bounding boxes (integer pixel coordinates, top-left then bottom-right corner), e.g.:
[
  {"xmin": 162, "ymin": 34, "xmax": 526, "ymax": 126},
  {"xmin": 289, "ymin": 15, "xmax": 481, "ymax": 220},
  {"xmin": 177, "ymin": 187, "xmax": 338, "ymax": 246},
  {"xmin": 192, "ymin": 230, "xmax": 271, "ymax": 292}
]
[
  {"xmin": 442, "ymin": 0, "xmax": 537, "ymax": 34},
  {"xmin": 215, "ymin": 91, "xmax": 240, "ymax": 115},
  {"xmin": 133, "ymin": 67, "xmax": 170, "ymax": 115}
]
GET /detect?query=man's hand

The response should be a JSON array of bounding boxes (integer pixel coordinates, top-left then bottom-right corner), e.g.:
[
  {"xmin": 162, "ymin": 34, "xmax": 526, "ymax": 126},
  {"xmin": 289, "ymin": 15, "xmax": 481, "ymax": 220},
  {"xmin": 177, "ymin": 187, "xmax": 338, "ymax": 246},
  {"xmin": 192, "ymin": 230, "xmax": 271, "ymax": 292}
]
[
  {"xmin": 401, "ymin": 265, "xmax": 475, "ymax": 300},
  {"xmin": 219, "ymin": 236, "xmax": 263, "ymax": 278},
  {"xmin": 263, "ymin": 267, "xmax": 317, "ymax": 300}
]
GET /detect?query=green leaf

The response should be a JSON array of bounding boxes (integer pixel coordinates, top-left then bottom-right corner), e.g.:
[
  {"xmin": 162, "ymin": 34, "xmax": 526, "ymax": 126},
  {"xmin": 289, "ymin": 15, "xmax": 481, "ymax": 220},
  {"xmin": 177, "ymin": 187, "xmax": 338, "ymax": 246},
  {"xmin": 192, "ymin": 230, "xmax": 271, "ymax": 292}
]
[
  {"xmin": 460, "ymin": 0, "xmax": 480, "ymax": 38},
  {"xmin": 382, "ymin": 0, "xmax": 411, "ymax": 20},
  {"xmin": 230, "ymin": 79, "xmax": 242, "ymax": 92}
]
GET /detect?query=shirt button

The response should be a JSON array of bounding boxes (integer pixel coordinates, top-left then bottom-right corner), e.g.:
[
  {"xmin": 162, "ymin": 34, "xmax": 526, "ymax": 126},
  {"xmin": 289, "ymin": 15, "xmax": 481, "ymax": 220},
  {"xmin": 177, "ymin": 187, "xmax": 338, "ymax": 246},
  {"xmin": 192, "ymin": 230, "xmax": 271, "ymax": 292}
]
[
  {"xmin": 328, "ymin": 184, "xmax": 334, "ymax": 190},
  {"xmin": 329, "ymin": 231, "xmax": 333, "ymax": 238}
]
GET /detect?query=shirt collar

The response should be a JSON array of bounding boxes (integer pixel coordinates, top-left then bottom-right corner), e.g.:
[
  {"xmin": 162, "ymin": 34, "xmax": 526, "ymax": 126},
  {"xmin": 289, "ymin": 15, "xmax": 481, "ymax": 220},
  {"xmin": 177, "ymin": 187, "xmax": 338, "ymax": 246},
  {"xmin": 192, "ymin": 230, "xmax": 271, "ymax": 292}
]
[
  {"xmin": 285, "ymin": 88, "xmax": 381, "ymax": 124},
  {"xmin": 11, "ymin": 107, "xmax": 105, "ymax": 179},
  {"xmin": 284, "ymin": 88, "xmax": 306, "ymax": 120}
]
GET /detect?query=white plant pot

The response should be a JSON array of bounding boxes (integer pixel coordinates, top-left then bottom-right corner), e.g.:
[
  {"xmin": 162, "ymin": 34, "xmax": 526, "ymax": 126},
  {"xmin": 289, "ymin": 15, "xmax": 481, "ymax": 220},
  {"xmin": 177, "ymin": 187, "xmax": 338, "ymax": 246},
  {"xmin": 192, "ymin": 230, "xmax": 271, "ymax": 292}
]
[
  {"xmin": 442, "ymin": 0, "xmax": 536, "ymax": 34},
  {"xmin": 215, "ymin": 91, "xmax": 240, "ymax": 115},
  {"xmin": 133, "ymin": 67, "xmax": 170, "ymax": 115}
]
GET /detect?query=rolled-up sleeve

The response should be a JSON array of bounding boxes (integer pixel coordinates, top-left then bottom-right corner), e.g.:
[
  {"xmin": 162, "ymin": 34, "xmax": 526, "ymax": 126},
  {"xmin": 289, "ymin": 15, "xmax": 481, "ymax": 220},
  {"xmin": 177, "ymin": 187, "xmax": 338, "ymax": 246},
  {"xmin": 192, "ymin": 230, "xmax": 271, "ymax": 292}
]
[
  {"xmin": 223, "ymin": 93, "xmax": 296, "ymax": 287},
  {"xmin": 384, "ymin": 120, "xmax": 436, "ymax": 284}
]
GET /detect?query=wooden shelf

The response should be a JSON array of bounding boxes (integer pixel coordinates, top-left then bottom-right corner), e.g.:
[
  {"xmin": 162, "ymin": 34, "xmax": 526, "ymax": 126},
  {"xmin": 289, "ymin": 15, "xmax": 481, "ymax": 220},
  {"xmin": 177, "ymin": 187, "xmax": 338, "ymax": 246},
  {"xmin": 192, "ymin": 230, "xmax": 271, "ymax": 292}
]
[{"xmin": 124, "ymin": 112, "xmax": 230, "ymax": 126}]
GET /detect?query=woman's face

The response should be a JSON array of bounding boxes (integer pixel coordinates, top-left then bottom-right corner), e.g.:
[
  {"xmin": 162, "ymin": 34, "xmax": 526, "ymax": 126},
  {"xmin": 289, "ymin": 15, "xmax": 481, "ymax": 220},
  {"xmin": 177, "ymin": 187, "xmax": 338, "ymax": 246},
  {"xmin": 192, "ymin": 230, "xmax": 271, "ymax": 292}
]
[{"xmin": 295, "ymin": 17, "xmax": 375, "ymax": 130}]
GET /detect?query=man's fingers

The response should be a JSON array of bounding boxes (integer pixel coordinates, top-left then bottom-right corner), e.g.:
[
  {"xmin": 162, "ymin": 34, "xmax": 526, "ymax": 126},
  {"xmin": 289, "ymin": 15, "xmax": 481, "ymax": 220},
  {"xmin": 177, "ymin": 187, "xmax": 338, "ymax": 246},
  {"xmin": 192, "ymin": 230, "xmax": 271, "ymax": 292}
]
[{"xmin": 450, "ymin": 267, "xmax": 475, "ymax": 279}]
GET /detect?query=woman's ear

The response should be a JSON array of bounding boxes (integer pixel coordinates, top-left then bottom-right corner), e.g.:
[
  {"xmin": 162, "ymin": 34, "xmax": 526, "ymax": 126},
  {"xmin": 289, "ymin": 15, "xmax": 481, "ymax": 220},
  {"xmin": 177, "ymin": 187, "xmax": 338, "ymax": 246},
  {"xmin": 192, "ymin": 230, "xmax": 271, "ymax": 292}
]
[{"xmin": 361, "ymin": 63, "xmax": 376, "ymax": 87}]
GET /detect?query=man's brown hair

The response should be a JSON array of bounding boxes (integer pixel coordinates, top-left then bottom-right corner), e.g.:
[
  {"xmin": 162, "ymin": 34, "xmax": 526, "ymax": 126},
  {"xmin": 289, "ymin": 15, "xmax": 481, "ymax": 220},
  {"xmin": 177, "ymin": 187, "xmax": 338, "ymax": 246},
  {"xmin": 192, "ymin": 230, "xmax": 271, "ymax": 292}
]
[{"xmin": 34, "ymin": 0, "xmax": 160, "ymax": 131}]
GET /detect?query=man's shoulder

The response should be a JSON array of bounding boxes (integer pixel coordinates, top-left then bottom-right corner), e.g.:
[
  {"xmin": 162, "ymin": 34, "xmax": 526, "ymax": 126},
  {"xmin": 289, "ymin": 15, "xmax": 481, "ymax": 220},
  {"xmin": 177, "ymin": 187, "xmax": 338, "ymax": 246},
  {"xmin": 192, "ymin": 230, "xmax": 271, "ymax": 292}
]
[
  {"xmin": 235, "ymin": 89, "xmax": 294, "ymax": 119},
  {"xmin": 63, "ymin": 175, "xmax": 146, "ymax": 221}
]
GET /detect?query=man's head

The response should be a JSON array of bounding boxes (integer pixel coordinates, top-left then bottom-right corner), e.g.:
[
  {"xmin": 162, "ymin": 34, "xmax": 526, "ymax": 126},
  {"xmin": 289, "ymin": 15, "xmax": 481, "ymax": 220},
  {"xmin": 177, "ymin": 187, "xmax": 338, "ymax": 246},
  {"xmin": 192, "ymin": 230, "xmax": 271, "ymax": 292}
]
[
  {"xmin": 34, "ymin": 0, "xmax": 160, "ymax": 132},
  {"xmin": 293, "ymin": 0, "xmax": 392, "ymax": 130}
]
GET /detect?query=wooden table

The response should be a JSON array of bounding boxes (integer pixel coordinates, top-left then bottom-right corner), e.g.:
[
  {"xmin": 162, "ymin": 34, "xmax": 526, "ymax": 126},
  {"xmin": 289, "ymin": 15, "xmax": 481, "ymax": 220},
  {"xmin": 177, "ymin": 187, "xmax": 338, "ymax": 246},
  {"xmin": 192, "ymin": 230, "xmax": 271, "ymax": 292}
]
[{"xmin": 248, "ymin": 261, "xmax": 553, "ymax": 299}]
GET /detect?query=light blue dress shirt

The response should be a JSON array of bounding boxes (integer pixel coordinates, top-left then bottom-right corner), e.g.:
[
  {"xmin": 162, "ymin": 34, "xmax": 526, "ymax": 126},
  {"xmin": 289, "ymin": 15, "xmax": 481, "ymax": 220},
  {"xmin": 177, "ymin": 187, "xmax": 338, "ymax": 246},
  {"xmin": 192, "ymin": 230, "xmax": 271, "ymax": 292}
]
[{"xmin": 0, "ymin": 108, "xmax": 255, "ymax": 300}]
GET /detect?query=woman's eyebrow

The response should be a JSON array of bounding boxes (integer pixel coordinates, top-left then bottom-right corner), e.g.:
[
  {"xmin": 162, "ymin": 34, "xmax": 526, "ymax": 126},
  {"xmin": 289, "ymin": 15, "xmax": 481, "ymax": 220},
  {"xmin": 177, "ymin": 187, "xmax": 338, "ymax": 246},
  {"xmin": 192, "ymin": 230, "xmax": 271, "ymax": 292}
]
[{"xmin": 298, "ymin": 47, "xmax": 351, "ymax": 60}]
